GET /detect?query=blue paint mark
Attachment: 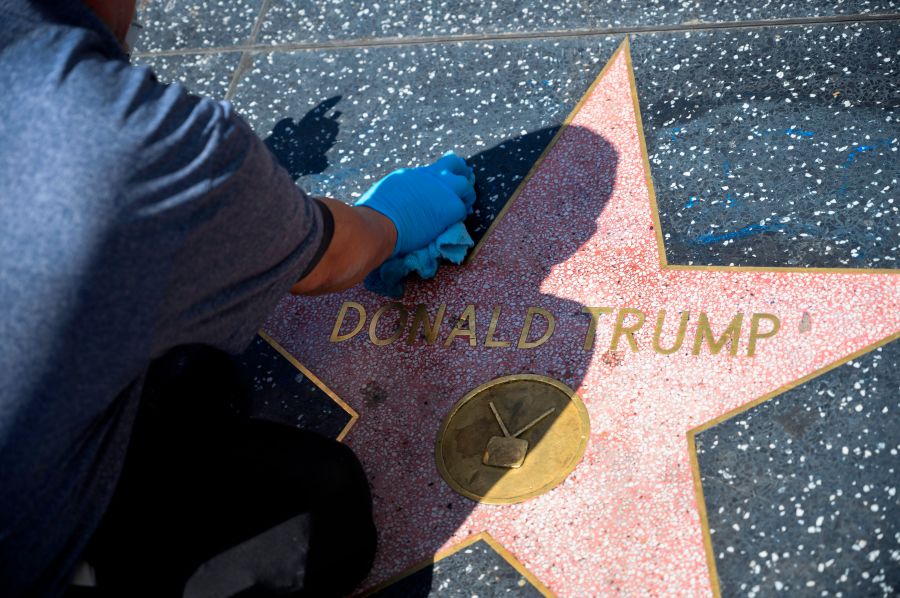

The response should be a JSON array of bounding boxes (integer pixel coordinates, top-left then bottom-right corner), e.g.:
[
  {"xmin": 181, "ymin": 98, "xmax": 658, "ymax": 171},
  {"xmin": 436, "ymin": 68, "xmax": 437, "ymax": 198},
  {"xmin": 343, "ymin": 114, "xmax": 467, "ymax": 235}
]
[
  {"xmin": 684, "ymin": 196, "xmax": 699, "ymax": 209},
  {"xmin": 724, "ymin": 192, "xmax": 736, "ymax": 208},
  {"xmin": 843, "ymin": 144, "xmax": 877, "ymax": 168},
  {"xmin": 837, "ymin": 138, "xmax": 896, "ymax": 196},
  {"xmin": 785, "ymin": 126, "xmax": 814, "ymax": 138},
  {"xmin": 722, "ymin": 161, "xmax": 732, "ymax": 176},
  {"xmin": 843, "ymin": 138, "xmax": 896, "ymax": 167},
  {"xmin": 694, "ymin": 224, "xmax": 774, "ymax": 245},
  {"xmin": 670, "ymin": 126, "xmax": 683, "ymax": 142}
]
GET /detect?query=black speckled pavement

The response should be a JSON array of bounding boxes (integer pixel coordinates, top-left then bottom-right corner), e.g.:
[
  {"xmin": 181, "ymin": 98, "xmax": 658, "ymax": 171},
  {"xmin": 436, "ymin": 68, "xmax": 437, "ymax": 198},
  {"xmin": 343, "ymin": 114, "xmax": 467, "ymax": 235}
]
[{"xmin": 133, "ymin": 1, "xmax": 900, "ymax": 595}]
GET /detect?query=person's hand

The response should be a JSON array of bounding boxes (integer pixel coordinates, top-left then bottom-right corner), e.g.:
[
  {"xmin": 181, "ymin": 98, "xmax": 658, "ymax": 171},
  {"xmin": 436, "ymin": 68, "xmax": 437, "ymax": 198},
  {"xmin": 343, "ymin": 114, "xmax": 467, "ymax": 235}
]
[{"xmin": 354, "ymin": 153, "xmax": 476, "ymax": 257}]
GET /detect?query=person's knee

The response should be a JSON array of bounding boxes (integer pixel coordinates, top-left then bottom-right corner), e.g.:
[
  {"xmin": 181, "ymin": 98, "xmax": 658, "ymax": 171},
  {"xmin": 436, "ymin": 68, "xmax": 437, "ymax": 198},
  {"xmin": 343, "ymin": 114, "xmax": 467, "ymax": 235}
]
[
  {"xmin": 305, "ymin": 504, "xmax": 376, "ymax": 598},
  {"xmin": 313, "ymin": 438, "xmax": 371, "ymax": 502},
  {"xmin": 294, "ymin": 435, "xmax": 376, "ymax": 594},
  {"xmin": 247, "ymin": 423, "xmax": 372, "ymax": 506},
  {"xmin": 230, "ymin": 423, "xmax": 377, "ymax": 594}
]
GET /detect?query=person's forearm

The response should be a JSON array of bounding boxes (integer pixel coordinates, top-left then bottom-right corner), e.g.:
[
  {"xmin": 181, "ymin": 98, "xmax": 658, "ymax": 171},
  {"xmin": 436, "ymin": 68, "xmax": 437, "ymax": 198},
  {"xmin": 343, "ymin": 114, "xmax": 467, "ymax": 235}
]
[{"xmin": 290, "ymin": 198, "xmax": 397, "ymax": 295}]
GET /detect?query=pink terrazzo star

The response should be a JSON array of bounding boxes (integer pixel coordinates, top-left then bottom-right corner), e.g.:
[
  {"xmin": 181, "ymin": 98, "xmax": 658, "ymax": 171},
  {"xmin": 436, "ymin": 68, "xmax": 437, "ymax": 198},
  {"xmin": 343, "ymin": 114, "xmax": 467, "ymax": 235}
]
[{"xmin": 264, "ymin": 40, "xmax": 900, "ymax": 596}]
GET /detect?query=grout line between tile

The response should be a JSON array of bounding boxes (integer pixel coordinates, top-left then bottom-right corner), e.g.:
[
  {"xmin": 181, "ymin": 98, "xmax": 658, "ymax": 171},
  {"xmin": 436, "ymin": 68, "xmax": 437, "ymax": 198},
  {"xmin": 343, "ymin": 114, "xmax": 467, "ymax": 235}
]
[
  {"xmin": 224, "ymin": 0, "xmax": 274, "ymax": 100},
  {"xmin": 136, "ymin": 12, "xmax": 900, "ymax": 58},
  {"xmin": 248, "ymin": 0, "xmax": 275, "ymax": 42}
]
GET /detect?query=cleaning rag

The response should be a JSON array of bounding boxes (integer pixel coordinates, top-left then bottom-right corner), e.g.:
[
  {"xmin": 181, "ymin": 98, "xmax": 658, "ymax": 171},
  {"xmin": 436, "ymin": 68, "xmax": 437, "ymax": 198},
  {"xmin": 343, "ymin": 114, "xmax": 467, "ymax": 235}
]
[{"xmin": 364, "ymin": 221, "xmax": 473, "ymax": 298}]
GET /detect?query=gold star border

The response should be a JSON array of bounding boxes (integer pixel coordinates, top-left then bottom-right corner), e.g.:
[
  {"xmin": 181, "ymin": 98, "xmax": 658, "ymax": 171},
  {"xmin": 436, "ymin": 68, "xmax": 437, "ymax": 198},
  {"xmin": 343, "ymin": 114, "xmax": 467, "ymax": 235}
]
[
  {"xmin": 687, "ymin": 330, "xmax": 900, "ymax": 596},
  {"xmin": 359, "ymin": 531, "xmax": 555, "ymax": 597},
  {"xmin": 469, "ymin": 36, "xmax": 900, "ymax": 276},
  {"xmin": 261, "ymin": 33, "xmax": 899, "ymax": 596},
  {"xmin": 257, "ymin": 330, "xmax": 359, "ymax": 442}
]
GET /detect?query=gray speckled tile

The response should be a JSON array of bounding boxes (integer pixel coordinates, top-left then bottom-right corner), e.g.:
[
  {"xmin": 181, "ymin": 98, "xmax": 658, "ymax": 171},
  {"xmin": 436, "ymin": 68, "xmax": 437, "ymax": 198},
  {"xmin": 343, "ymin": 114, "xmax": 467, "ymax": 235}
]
[
  {"xmin": 133, "ymin": 52, "xmax": 240, "ymax": 99},
  {"xmin": 632, "ymin": 22, "xmax": 899, "ymax": 269},
  {"xmin": 231, "ymin": 37, "xmax": 618, "ymax": 244},
  {"xmin": 694, "ymin": 0, "xmax": 898, "ymax": 23},
  {"xmin": 258, "ymin": 1, "xmax": 899, "ymax": 45},
  {"xmin": 695, "ymin": 338, "xmax": 900, "ymax": 596},
  {"xmin": 230, "ymin": 335, "xmax": 353, "ymax": 440},
  {"xmin": 134, "ymin": 0, "xmax": 263, "ymax": 53},
  {"xmin": 369, "ymin": 537, "xmax": 546, "ymax": 597}
]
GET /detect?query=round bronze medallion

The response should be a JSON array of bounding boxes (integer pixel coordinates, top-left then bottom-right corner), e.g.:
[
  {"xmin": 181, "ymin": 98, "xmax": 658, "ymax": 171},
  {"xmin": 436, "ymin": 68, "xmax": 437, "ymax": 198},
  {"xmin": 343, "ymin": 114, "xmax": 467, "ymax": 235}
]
[{"xmin": 435, "ymin": 374, "xmax": 590, "ymax": 504}]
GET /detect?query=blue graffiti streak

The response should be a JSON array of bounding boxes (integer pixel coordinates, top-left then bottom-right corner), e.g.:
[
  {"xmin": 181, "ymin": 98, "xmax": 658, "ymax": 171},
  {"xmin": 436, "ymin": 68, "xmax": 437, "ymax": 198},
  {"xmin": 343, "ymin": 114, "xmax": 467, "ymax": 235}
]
[
  {"xmin": 837, "ymin": 138, "xmax": 896, "ymax": 196},
  {"xmin": 843, "ymin": 144, "xmax": 877, "ymax": 168},
  {"xmin": 694, "ymin": 224, "xmax": 774, "ymax": 245},
  {"xmin": 785, "ymin": 126, "xmax": 814, "ymax": 138},
  {"xmin": 670, "ymin": 126, "xmax": 683, "ymax": 142},
  {"xmin": 843, "ymin": 138, "xmax": 896, "ymax": 167},
  {"xmin": 685, "ymin": 190, "xmax": 736, "ymax": 212}
]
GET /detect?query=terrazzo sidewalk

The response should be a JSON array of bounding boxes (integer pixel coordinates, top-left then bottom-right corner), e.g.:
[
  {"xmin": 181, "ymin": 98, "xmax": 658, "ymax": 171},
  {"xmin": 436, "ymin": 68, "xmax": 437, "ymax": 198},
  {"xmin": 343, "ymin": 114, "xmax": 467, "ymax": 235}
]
[{"xmin": 133, "ymin": 1, "xmax": 900, "ymax": 595}]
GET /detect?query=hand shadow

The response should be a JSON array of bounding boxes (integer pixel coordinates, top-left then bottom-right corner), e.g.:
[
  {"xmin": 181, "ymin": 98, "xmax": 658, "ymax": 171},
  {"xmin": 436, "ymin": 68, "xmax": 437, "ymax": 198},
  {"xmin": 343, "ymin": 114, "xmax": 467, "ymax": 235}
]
[
  {"xmin": 369, "ymin": 124, "xmax": 618, "ymax": 596},
  {"xmin": 263, "ymin": 96, "xmax": 342, "ymax": 180}
]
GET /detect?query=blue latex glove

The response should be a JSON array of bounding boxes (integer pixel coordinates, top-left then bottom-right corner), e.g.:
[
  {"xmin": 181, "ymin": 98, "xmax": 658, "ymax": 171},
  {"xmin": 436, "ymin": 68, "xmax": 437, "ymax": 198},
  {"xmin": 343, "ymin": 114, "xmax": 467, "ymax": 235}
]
[{"xmin": 355, "ymin": 152, "xmax": 476, "ymax": 257}]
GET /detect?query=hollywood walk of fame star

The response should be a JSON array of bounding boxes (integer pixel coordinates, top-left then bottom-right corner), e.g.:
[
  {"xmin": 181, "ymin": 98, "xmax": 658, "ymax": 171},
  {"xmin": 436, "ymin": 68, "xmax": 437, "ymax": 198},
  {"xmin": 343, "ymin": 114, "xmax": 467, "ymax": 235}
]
[{"xmin": 263, "ymin": 39, "xmax": 900, "ymax": 596}]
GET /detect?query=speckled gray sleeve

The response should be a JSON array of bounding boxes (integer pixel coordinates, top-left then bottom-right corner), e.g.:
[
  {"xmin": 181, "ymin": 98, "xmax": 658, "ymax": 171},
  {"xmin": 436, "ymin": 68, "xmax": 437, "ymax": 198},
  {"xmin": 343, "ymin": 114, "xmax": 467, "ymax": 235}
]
[{"xmin": 112, "ymin": 87, "xmax": 329, "ymax": 355}]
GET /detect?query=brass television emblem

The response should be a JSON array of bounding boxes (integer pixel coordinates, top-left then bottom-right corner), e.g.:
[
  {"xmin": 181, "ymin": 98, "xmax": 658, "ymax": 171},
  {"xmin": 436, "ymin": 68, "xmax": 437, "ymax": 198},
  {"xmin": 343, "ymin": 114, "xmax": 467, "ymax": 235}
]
[{"xmin": 435, "ymin": 375, "xmax": 590, "ymax": 504}]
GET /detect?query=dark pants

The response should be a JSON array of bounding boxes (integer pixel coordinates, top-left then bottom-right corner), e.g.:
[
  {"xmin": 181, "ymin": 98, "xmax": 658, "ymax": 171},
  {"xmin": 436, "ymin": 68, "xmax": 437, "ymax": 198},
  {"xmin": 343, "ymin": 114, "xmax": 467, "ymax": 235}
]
[{"xmin": 83, "ymin": 346, "xmax": 376, "ymax": 597}]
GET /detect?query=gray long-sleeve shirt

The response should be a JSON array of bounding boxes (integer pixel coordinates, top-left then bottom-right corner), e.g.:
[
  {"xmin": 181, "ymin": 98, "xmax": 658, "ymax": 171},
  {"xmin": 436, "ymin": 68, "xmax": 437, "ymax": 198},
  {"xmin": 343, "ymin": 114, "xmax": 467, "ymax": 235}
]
[{"xmin": 0, "ymin": 2, "xmax": 329, "ymax": 594}]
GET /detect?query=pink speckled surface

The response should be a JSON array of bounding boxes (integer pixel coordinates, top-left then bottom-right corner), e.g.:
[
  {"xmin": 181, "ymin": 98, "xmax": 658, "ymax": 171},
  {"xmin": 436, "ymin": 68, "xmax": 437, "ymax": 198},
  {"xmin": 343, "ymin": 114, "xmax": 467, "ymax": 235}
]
[{"xmin": 264, "ymin": 49, "xmax": 900, "ymax": 596}]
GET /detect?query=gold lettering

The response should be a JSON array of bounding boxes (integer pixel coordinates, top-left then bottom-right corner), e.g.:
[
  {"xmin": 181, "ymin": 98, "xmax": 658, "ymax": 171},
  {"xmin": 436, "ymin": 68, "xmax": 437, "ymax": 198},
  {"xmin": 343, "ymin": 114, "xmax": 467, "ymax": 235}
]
[
  {"xmin": 368, "ymin": 302, "xmax": 408, "ymax": 346},
  {"xmin": 610, "ymin": 308, "xmax": 646, "ymax": 352},
  {"xmin": 517, "ymin": 307, "xmax": 556, "ymax": 349},
  {"xmin": 330, "ymin": 301, "xmax": 366, "ymax": 342},
  {"xmin": 581, "ymin": 306, "xmax": 614, "ymax": 351},
  {"xmin": 748, "ymin": 313, "xmax": 780, "ymax": 356},
  {"xmin": 484, "ymin": 306, "xmax": 511, "ymax": 348},
  {"xmin": 444, "ymin": 304, "xmax": 478, "ymax": 347},
  {"xmin": 652, "ymin": 310, "xmax": 690, "ymax": 355},
  {"xmin": 692, "ymin": 312, "xmax": 743, "ymax": 356},
  {"xmin": 406, "ymin": 303, "xmax": 446, "ymax": 345}
]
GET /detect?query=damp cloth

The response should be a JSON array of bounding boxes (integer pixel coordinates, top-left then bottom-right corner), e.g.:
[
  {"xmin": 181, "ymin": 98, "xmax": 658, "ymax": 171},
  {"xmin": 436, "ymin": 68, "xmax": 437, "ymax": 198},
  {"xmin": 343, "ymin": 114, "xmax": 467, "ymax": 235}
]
[{"xmin": 364, "ymin": 221, "xmax": 474, "ymax": 298}]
